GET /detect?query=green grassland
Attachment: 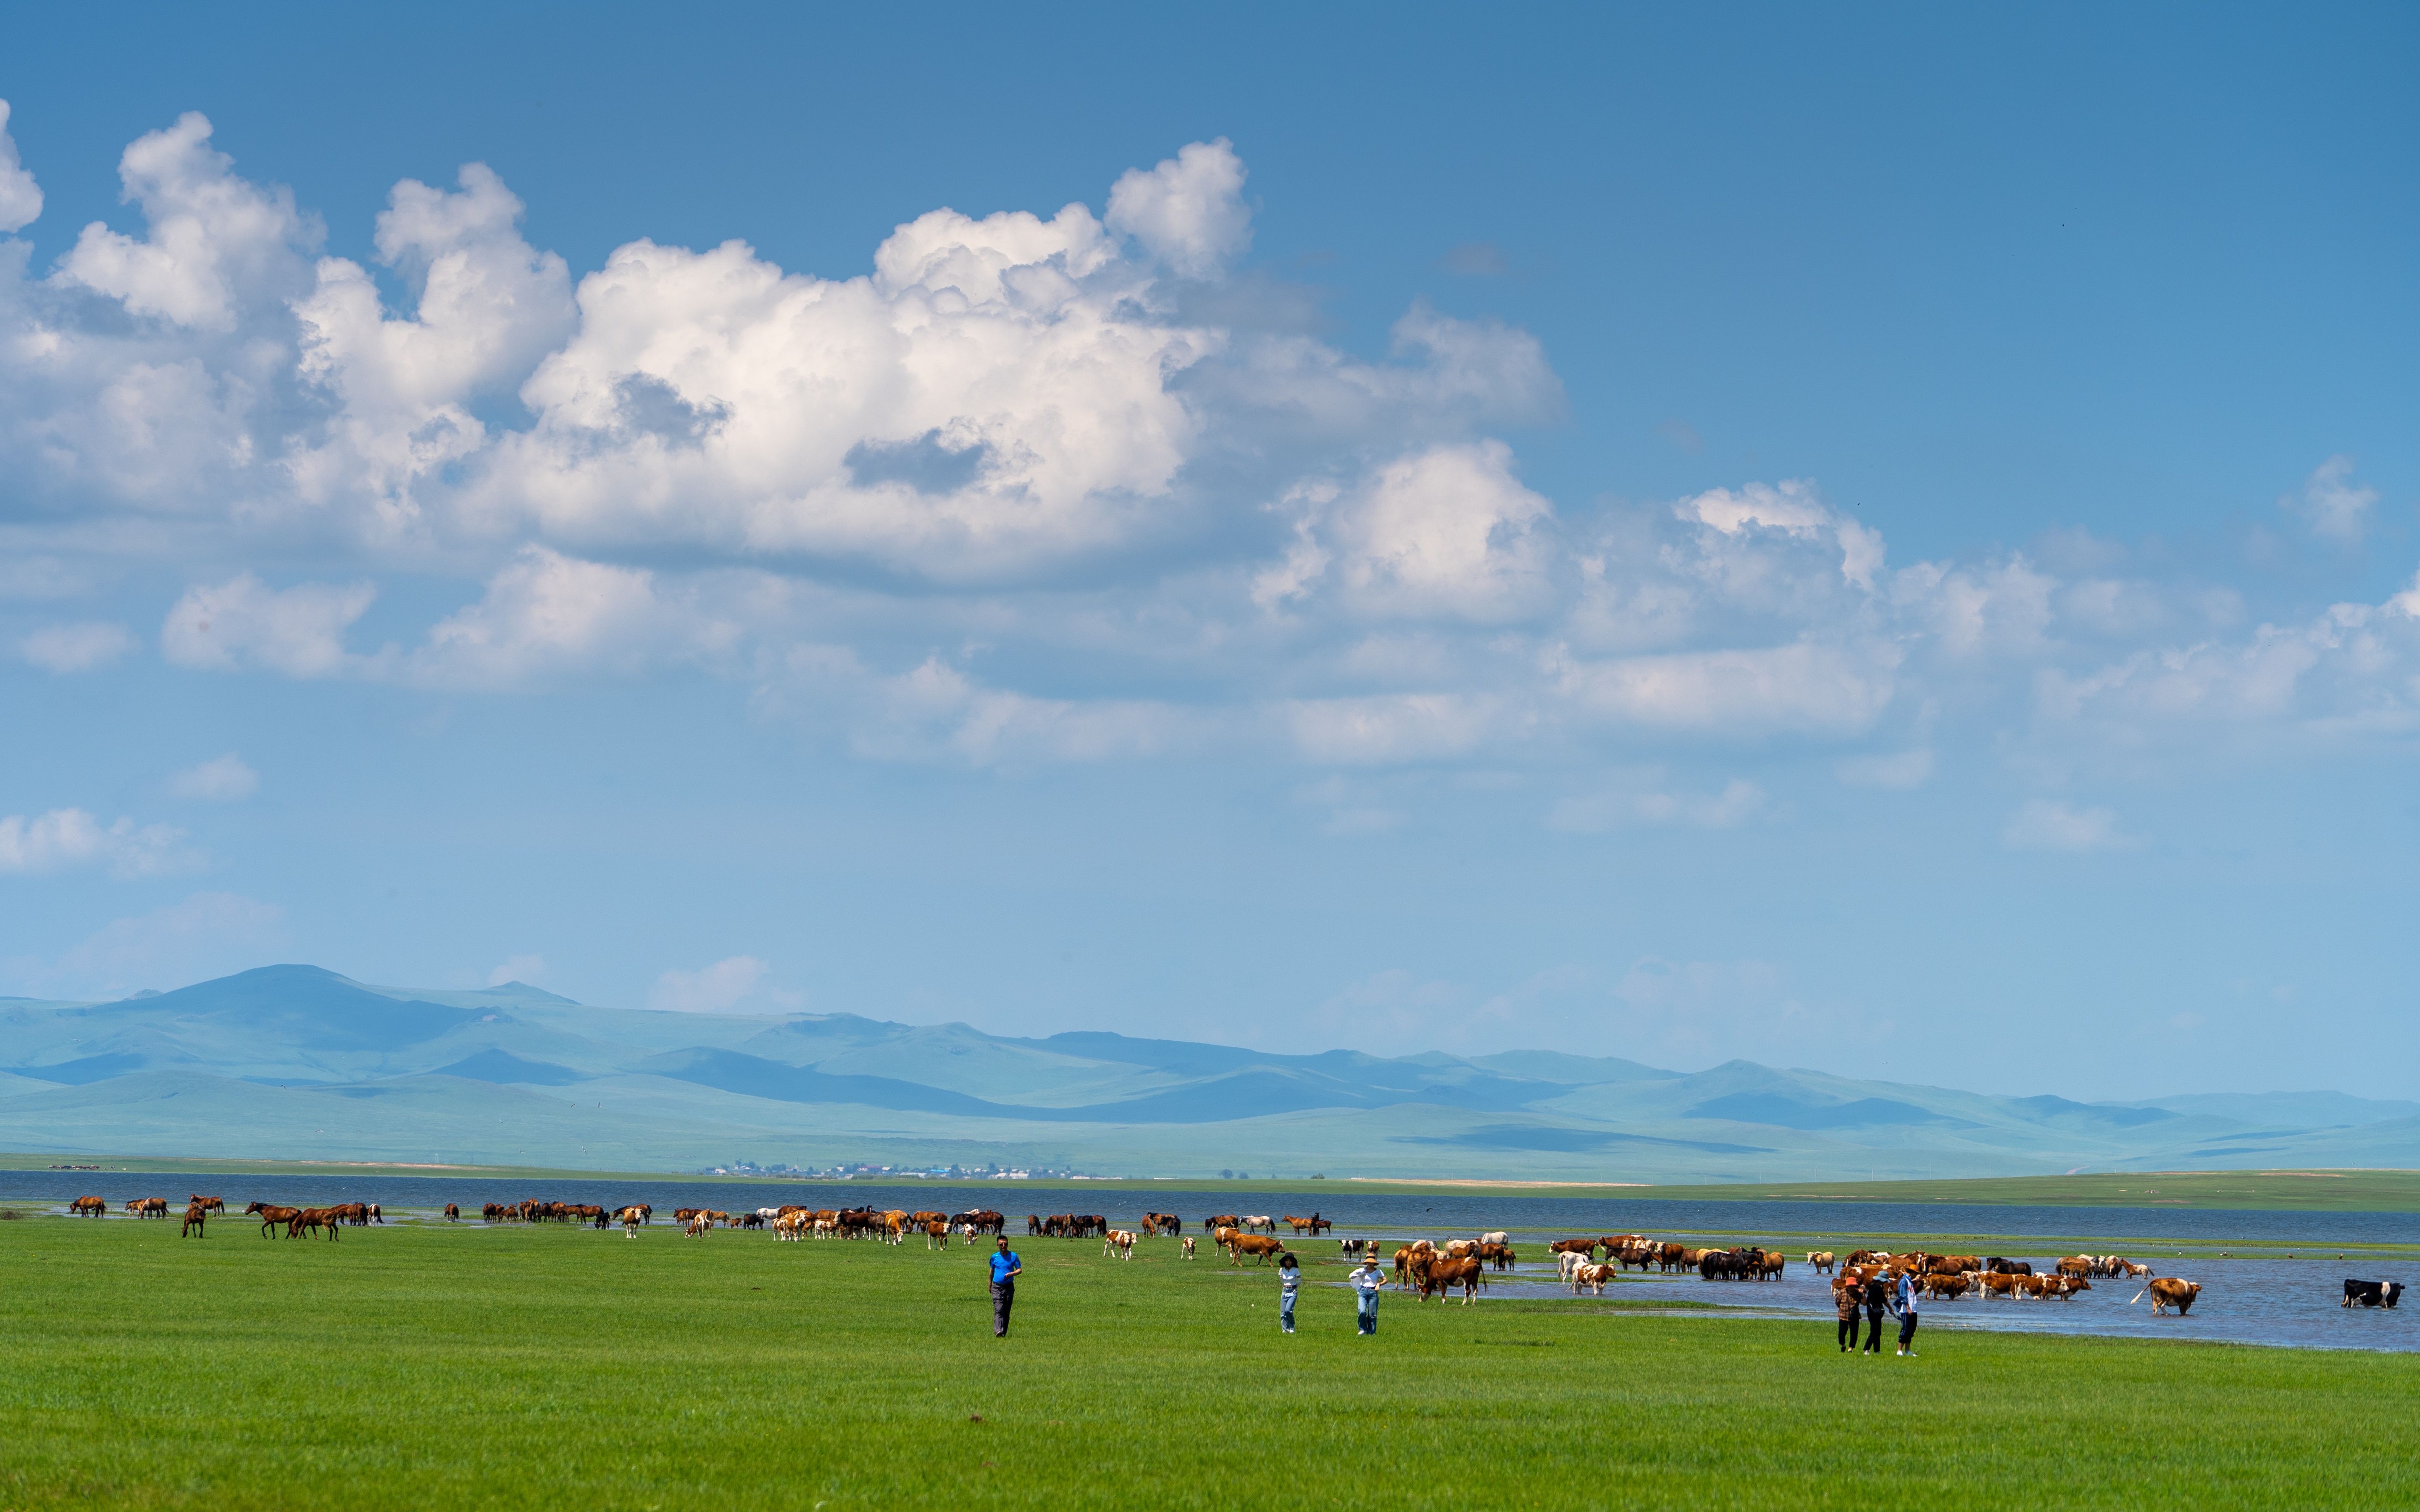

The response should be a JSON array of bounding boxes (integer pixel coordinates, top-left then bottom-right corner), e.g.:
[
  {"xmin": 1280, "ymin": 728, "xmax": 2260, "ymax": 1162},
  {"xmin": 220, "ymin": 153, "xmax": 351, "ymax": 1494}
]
[{"xmin": 0, "ymin": 1217, "xmax": 2413, "ymax": 1509}]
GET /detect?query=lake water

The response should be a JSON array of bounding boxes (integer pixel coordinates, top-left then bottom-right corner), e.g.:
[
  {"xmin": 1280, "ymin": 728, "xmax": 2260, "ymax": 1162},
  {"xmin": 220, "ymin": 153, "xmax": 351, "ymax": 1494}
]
[{"xmin": 8, "ymin": 1171, "xmax": 2412, "ymax": 1353}]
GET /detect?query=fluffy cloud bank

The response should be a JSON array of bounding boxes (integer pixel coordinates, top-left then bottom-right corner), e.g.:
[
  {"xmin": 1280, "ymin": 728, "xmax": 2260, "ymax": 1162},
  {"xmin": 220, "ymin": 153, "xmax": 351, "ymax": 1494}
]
[{"xmin": 2, "ymin": 101, "xmax": 2414, "ymax": 807}]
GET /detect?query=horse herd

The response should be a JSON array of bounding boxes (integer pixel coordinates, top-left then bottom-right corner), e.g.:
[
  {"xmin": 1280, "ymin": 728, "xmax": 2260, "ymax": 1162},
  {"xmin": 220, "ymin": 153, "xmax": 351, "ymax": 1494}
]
[
  {"xmin": 65, "ymin": 1194, "xmax": 390, "ymax": 1239},
  {"xmin": 55, "ymin": 1198, "xmax": 2278, "ymax": 1318}
]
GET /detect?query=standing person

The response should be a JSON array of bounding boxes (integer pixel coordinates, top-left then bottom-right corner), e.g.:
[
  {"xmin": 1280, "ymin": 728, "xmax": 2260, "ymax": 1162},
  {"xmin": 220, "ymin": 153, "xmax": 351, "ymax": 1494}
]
[
  {"xmin": 1834, "ymin": 1274, "xmax": 1862, "ymax": 1352},
  {"xmin": 1894, "ymin": 1267, "xmax": 1920, "ymax": 1356},
  {"xmin": 1278, "ymin": 1252, "xmax": 1302, "ymax": 1334},
  {"xmin": 988, "ymin": 1235, "xmax": 1023, "ymax": 1338},
  {"xmin": 1861, "ymin": 1275, "xmax": 1889, "ymax": 1354},
  {"xmin": 1350, "ymin": 1255, "xmax": 1385, "ymax": 1335}
]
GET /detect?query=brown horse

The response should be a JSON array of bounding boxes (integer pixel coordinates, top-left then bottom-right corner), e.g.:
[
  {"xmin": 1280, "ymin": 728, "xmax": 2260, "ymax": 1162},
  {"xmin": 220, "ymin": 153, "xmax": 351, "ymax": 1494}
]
[
  {"xmin": 246, "ymin": 1202, "xmax": 301, "ymax": 1237},
  {"xmin": 125, "ymin": 1197, "xmax": 170, "ymax": 1218},
  {"xmin": 288, "ymin": 1207, "xmax": 340, "ymax": 1240},
  {"xmin": 69, "ymin": 1195, "xmax": 106, "ymax": 1217},
  {"xmin": 181, "ymin": 1204, "xmax": 208, "ymax": 1237},
  {"xmin": 443, "ymin": 1203, "xmax": 460, "ymax": 1221},
  {"xmin": 188, "ymin": 1194, "xmax": 226, "ymax": 1214}
]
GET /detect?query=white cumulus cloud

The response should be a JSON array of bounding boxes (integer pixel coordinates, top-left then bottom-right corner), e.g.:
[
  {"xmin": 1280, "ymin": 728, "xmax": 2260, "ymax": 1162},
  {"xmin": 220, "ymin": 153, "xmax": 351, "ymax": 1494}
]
[
  {"xmin": 0, "ymin": 100, "xmax": 41, "ymax": 233},
  {"xmin": 2002, "ymin": 798, "xmax": 2137, "ymax": 853},
  {"xmin": 1105, "ymin": 137, "xmax": 1252, "ymax": 279},
  {"xmin": 487, "ymin": 953, "xmax": 547, "ymax": 987},
  {"xmin": 0, "ymin": 808, "xmax": 194, "ymax": 877},
  {"xmin": 19, "ymin": 621, "xmax": 134, "ymax": 672},
  {"xmin": 650, "ymin": 955, "xmax": 774, "ymax": 1014},
  {"xmin": 169, "ymin": 753, "xmax": 258, "ymax": 801},
  {"xmin": 2284, "ymin": 455, "xmax": 2376, "ymax": 546},
  {"xmin": 161, "ymin": 573, "xmax": 375, "ymax": 677}
]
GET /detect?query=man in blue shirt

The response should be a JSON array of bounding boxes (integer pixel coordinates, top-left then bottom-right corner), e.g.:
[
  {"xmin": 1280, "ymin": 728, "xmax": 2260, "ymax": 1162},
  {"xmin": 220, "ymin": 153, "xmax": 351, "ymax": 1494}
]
[{"xmin": 989, "ymin": 1236, "xmax": 1023, "ymax": 1337}]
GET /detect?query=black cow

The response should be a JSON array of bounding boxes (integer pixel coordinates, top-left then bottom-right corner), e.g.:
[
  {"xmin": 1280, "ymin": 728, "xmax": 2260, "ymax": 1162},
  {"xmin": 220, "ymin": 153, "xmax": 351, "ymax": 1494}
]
[
  {"xmin": 1986, "ymin": 1257, "xmax": 2033, "ymax": 1276},
  {"xmin": 2343, "ymin": 1279, "xmax": 2405, "ymax": 1309}
]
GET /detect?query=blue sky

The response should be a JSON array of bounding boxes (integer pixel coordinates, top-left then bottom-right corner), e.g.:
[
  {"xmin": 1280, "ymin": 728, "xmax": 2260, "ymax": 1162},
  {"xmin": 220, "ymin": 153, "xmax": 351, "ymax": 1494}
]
[{"xmin": 1, "ymin": 4, "xmax": 2414, "ymax": 1102}]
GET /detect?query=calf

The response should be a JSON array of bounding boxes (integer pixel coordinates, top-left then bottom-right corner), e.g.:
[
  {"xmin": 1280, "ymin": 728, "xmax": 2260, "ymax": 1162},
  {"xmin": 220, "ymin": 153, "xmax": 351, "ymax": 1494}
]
[
  {"xmin": 1181, "ymin": 1236, "xmax": 1196, "ymax": 1260},
  {"xmin": 1104, "ymin": 1229, "xmax": 1137, "ymax": 1260},
  {"xmin": 2343, "ymin": 1279, "xmax": 2405, "ymax": 1309}
]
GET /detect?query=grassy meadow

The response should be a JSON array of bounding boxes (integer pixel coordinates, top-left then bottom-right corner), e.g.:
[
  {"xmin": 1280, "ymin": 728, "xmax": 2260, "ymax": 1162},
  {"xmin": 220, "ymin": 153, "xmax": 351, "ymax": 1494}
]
[{"xmin": 0, "ymin": 1213, "xmax": 2414, "ymax": 1509}]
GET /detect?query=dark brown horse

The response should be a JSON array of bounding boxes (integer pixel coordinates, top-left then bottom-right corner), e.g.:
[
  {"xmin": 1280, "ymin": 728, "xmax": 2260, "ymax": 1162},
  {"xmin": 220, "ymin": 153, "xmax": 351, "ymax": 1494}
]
[
  {"xmin": 188, "ymin": 1194, "xmax": 225, "ymax": 1214},
  {"xmin": 180, "ymin": 1204, "xmax": 208, "ymax": 1238},
  {"xmin": 443, "ymin": 1203, "xmax": 459, "ymax": 1221},
  {"xmin": 246, "ymin": 1202, "xmax": 301, "ymax": 1238}
]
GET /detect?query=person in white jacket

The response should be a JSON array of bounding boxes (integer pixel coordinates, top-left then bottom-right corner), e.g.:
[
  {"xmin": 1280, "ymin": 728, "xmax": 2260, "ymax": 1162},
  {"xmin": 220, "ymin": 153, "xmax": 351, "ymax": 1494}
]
[
  {"xmin": 1350, "ymin": 1256, "xmax": 1386, "ymax": 1335},
  {"xmin": 1278, "ymin": 1252, "xmax": 1302, "ymax": 1333}
]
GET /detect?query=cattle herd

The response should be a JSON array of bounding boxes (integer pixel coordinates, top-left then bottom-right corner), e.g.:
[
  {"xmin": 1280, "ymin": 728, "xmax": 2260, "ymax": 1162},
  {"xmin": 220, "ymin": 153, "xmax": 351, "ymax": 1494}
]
[{"xmin": 51, "ymin": 1194, "xmax": 2410, "ymax": 1322}]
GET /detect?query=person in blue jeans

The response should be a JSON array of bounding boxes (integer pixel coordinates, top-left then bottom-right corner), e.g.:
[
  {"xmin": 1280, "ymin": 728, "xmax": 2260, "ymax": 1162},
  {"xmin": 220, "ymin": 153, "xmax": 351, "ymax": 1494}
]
[
  {"xmin": 1894, "ymin": 1268, "xmax": 1920, "ymax": 1356},
  {"xmin": 1350, "ymin": 1256, "xmax": 1385, "ymax": 1335},
  {"xmin": 988, "ymin": 1236, "xmax": 1023, "ymax": 1337},
  {"xmin": 1278, "ymin": 1252, "xmax": 1302, "ymax": 1333}
]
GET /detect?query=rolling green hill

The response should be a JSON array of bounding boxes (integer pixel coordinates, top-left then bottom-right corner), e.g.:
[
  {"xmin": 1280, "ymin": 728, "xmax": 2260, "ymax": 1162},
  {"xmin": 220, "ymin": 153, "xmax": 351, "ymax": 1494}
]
[{"xmin": 1, "ymin": 964, "xmax": 2414, "ymax": 1180}]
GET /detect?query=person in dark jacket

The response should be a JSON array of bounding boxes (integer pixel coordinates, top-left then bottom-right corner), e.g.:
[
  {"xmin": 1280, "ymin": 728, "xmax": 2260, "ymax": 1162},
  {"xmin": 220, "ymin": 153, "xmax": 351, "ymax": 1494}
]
[
  {"xmin": 1835, "ymin": 1276, "xmax": 1863, "ymax": 1352},
  {"xmin": 1861, "ymin": 1275, "xmax": 1890, "ymax": 1354}
]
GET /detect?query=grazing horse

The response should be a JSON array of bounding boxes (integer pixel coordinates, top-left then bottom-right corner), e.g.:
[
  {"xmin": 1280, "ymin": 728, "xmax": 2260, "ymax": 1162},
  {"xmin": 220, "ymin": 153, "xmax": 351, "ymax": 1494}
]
[
  {"xmin": 69, "ymin": 1195, "xmax": 106, "ymax": 1217},
  {"xmin": 246, "ymin": 1202, "xmax": 301, "ymax": 1237},
  {"xmin": 288, "ymin": 1207, "xmax": 341, "ymax": 1241},
  {"xmin": 180, "ymin": 1204, "xmax": 208, "ymax": 1238},
  {"xmin": 443, "ymin": 1203, "xmax": 460, "ymax": 1221},
  {"xmin": 125, "ymin": 1197, "xmax": 170, "ymax": 1218}
]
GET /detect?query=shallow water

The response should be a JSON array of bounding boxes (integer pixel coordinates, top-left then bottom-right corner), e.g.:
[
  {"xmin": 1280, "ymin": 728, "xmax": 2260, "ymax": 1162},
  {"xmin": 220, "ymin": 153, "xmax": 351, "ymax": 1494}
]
[
  {"xmin": 8, "ymin": 1171, "xmax": 2412, "ymax": 1351},
  {"xmin": 1477, "ymin": 1258, "xmax": 2414, "ymax": 1353}
]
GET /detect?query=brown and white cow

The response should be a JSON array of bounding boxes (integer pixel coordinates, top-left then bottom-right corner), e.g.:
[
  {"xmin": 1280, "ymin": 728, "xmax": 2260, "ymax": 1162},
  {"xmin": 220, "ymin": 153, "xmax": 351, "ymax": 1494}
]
[
  {"xmin": 2142, "ymin": 1278, "xmax": 2201, "ymax": 1314},
  {"xmin": 1421, "ymin": 1256, "xmax": 1485, "ymax": 1304}
]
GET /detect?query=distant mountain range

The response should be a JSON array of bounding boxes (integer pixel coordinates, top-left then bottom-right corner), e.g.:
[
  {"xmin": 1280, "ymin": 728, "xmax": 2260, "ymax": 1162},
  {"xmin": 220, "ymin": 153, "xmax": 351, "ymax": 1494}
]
[{"xmin": 1, "ymin": 964, "xmax": 2415, "ymax": 1180}]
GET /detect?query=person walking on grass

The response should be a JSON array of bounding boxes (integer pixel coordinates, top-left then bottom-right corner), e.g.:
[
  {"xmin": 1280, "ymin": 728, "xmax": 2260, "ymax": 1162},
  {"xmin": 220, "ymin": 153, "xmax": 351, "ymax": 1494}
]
[
  {"xmin": 1894, "ymin": 1267, "xmax": 1920, "ymax": 1356},
  {"xmin": 1279, "ymin": 1252, "xmax": 1302, "ymax": 1334},
  {"xmin": 1861, "ymin": 1275, "xmax": 1889, "ymax": 1355},
  {"xmin": 1350, "ymin": 1255, "xmax": 1385, "ymax": 1335},
  {"xmin": 988, "ymin": 1235, "xmax": 1023, "ymax": 1338},
  {"xmin": 1835, "ymin": 1274, "xmax": 1863, "ymax": 1352}
]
